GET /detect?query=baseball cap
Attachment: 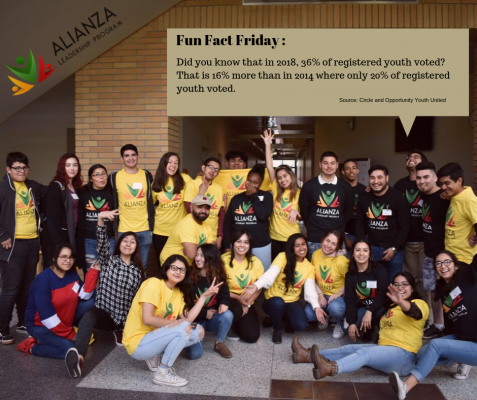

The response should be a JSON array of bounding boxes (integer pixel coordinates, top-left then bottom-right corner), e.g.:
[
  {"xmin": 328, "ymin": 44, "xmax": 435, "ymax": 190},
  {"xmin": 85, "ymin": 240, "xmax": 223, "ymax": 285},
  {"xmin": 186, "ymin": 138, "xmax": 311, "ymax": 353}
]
[{"xmin": 191, "ymin": 195, "xmax": 211, "ymax": 206}]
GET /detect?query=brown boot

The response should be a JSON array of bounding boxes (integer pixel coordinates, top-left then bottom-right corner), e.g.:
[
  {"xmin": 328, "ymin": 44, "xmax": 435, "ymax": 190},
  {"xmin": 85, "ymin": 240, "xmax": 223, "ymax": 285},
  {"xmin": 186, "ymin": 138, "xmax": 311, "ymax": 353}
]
[
  {"xmin": 292, "ymin": 335, "xmax": 311, "ymax": 363},
  {"xmin": 214, "ymin": 340, "xmax": 233, "ymax": 359},
  {"xmin": 310, "ymin": 344, "xmax": 337, "ymax": 380}
]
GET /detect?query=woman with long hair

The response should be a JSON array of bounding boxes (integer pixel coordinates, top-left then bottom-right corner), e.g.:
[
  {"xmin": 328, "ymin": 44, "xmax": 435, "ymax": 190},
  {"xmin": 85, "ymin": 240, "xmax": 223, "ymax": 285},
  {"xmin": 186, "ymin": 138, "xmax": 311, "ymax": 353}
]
[
  {"xmin": 42, "ymin": 153, "xmax": 83, "ymax": 268},
  {"xmin": 59, "ymin": 210, "xmax": 145, "ymax": 378},
  {"xmin": 18, "ymin": 244, "xmax": 98, "ymax": 359},
  {"xmin": 221, "ymin": 229, "xmax": 264, "ymax": 343},
  {"xmin": 243, "ymin": 233, "xmax": 320, "ymax": 344},
  {"xmin": 185, "ymin": 244, "xmax": 234, "ymax": 359},
  {"xmin": 262, "ymin": 129, "xmax": 302, "ymax": 260},
  {"xmin": 122, "ymin": 254, "xmax": 221, "ymax": 387},
  {"xmin": 306, "ymin": 230, "xmax": 350, "ymax": 339},
  {"xmin": 151, "ymin": 152, "xmax": 191, "ymax": 265},
  {"xmin": 292, "ymin": 272, "xmax": 429, "ymax": 381},
  {"xmin": 77, "ymin": 164, "xmax": 115, "ymax": 272},
  {"xmin": 223, "ymin": 164, "xmax": 273, "ymax": 269},
  {"xmin": 389, "ymin": 251, "xmax": 477, "ymax": 399}
]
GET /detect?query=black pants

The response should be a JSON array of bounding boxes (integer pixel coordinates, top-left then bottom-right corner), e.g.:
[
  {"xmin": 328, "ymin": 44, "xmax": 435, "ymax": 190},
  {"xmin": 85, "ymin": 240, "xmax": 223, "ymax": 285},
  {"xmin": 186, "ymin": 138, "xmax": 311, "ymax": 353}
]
[
  {"xmin": 271, "ymin": 239, "xmax": 287, "ymax": 261},
  {"xmin": 76, "ymin": 307, "xmax": 119, "ymax": 357},
  {"xmin": 229, "ymin": 299, "xmax": 260, "ymax": 343},
  {"xmin": 0, "ymin": 239, "xmax": 39, "ymax": 334},
  {"xmin": 152, "ymin": 234, "xmax": 169, "ymax": 267}
]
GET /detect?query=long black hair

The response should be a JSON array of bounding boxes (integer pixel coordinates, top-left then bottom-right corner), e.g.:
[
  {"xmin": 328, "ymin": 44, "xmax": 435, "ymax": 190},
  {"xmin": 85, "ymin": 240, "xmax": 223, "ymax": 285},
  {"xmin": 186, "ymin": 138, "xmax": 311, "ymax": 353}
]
[
  {"xmin": 387, "ymin": 271, "xmax": 421, "ymax": 310},
  {"xmin": 158, "ymin": 254, "xmax": 194, "ymax": 314},
  {"xmin": 152, "ymin": 152, "xmax": 185, "ymax": 194},
  {"xmin": 283, "ymin": 233, "xmax": 308, "ymax": 293},
  {"xmin": 191, "ymin": 244, "xmax": 228, "ymax": 286},
  {"xmin": 433, "ymin": 250, "xmax": 461, "ymax": 302},
  {"xmin": 114, "ymin": 232, "xmax": 145, "ymax": 281},
  {"xmin": 230, "ymin": 229, "xmax": 254, "ymax": 270},
  {"xmin": 347, "ymin": 240, "xmax": 376, "ymax": 275}
]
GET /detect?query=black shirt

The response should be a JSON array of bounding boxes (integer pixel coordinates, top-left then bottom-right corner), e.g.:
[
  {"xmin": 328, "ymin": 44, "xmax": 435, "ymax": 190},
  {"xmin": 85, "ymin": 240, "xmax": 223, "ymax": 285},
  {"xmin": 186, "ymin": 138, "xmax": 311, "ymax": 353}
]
[
  {"xmin": 78, "ymin": 187, "xmax": 115, "ymax": 239},
  {"xmin": 345, "ymin": 182, "xmax": 367, "ymax": 236},
  {"xmin": 355, "ymin": 187, "xmax": 410, "ymax": 250},
  {"xmin": 420, "ymin": 189, "xmax": 450, "ymax": 259},
  {"xmin": 394, "ymin": 176, "xmax": 423, "ymax": 242},
  {"xmin": 193, "ymin": 275, "xmax": 231, "ymax": 321}
]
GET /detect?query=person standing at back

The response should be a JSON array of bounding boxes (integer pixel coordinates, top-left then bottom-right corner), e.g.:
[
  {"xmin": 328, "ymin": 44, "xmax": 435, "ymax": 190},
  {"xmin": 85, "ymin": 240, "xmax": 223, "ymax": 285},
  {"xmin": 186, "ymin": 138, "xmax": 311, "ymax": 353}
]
[{"xmin": 110, "ymin": 144, "xmax": 154, "ymax": 269}]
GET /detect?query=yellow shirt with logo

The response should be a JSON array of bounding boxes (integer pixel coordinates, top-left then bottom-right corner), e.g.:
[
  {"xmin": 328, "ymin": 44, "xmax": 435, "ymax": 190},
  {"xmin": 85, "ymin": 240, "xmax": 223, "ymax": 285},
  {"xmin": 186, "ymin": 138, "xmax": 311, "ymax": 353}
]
[
  {"xmin": 14, "ymin": 181, "xmax": 37, "ymax": 239},
  {"xmin": 116, "ymin": 169, "xmax": 149, "ymax": 232},
  {"xmin": 270, "ymin": 180, "xmax": 301, "ymax": 242},
  {"xmin": 265, "ymin": 252, "xmax": 315, "ymax": 303},
  {"xmin": 311, "ymin": 249, "xmax": 349, "ymax": 296},
  {"xmin": 184, "ymin": 178, "xmax": 224, "ymax": 241},
  {"xmin": 213, "ymin": 168, "xmax": 272, "ymax": 209},
  {"xmin": 222, "ymin": 252, "xmax": 265, "ymax": 295},
  {"xmin": 160, "ymin": 214, "xmax": 213, "ymax": 266},
  {"xmin": 152, "ymin": 174, "xmax": 192, "ymax": 236},
  {"xmin": 445, "ymin": 186, "xmax": 477, "ymax": 264},
  {"xmin": 123, "ymin": 278, "xmax": 185, "ymax": 355},
  {"xmin": 378, "ymin": 299, "xmax": 429, "ymax": 354}
]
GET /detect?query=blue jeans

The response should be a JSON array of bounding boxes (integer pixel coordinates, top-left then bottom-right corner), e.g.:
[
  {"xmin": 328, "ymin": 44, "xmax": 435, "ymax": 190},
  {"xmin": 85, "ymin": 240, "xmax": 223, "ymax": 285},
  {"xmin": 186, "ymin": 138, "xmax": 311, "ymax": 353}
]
[
  {"xmin": 131, "ymin": 321, "xmax": 200, "ymax": 367},
  {"xmin": 411, "ymin": 334, "xmax": 477, "ymax": 382},
  {"xmin": 262, "ymin": 297, "xmax": 307, "ymax": 332},
  {"xmin": 252, "ymin": 243, "xmax": 272, "ymax": 271},
  {"xmin": 321, "ymin": 344, "xmax": 416, "ymax": 375},
  {"xmin": 305, "ymin": 295, "xmax": 346, "ymax": 324},
  {"xmin": 26, "ymin": 296, "xmax": 95, "ymax": 359},
  {"xmin": 84, "ymin": 237, "xmax": 115, "ymax": 271},
  {"xmin": 185, "ymin": 310, "xmax": 234, "ymax": 360},
  {"xmin": 343, "ymin": 306, "xmax": 385, "ymax": 333},
  {"xmin": 371, "ymin": 246, "xmax": 404, "ymax": 283},
  {"xmin": 307, "ymin": 242, "xmax": 322, "ymax": 261},
  {"xmin": 119, "ymin": 230, "xmax": 152, "ymax": 269}
]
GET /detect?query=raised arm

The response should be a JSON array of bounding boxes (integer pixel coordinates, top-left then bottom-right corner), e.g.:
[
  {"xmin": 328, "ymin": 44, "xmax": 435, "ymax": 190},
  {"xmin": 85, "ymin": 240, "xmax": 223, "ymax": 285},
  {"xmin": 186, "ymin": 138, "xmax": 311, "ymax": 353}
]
[
  {"xmin": 261, "ymin": 129, "xmax": 276, "ymax": 183},
  {"xmin": 96, "ymin": 210, "xmax": 120, "ymax": 267}
]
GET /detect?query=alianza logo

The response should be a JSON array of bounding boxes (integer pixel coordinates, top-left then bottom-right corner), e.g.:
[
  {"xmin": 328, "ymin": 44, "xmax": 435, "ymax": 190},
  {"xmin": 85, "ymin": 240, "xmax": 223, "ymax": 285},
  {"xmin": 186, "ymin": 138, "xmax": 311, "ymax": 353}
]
[
  {"xmin": 317, "ymin": 191, "xmax": 340, "ymax": 208},
  {"xmin": 446, "ymin": 206, "xmax": 456, "ymax": 227},
  {"xmin": 422, "ymin": 202, "xmax": 432, "ymax": 223},
  {"xmin": 6, "ymin": 49, "xmax": 55, "ymax": 95},
  {"xmin": 405, "ymin": 189, "xmax": 421, "ymax": 206},
  {"xmin": 276, "ymin": 197, "xmax": 293, "ymax": 213},
  {"xmin": 366, "ymin": 202, "xmax": 388, "ymax": 220},
  {"xmin": 230, "ymin": 175, "xmax": 246, "ymax": 190}
]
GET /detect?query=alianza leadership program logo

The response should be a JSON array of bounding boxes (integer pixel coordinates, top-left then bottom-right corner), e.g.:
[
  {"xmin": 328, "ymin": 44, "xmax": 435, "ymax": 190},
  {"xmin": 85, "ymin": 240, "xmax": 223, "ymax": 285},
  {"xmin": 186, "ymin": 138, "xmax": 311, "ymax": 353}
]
[{"xmin": 6, "ymin": 49, "xmax": 55, "ymax": 95}]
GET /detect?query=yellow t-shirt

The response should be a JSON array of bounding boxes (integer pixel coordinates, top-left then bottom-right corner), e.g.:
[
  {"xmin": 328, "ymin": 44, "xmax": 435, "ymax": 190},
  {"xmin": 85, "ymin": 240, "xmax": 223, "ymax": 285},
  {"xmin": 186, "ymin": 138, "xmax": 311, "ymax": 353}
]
[
  {"xmin": 14, "ymin": 181, "xmax": 37, "ymax": 239},
  {"xmin": 311, "ymin": 249, "xmax": 349, "ymax": 296},
  {"xmin": 184, "ymin": 178, "xmax": 224, "ymax": 241},
  {"xmin": 445, "ymin": 187, "xmax": 477, "ymax": 264},
  {"xmin": 222, "ymin": 252, "xmax": 265, "ymax": 295},
  {"xmin": 152, "ymin": 174, "xmax": 192, "ymax": 236},
  {"xmin": 379, "ymin": 299, "xmax": 429, "ymax": 354},
  {"xmin": 160, "ymin": 214, "xmax": 213, "ymax": 265},
  {"xmin": 265, "ymin": 252, "xmax": 315, "ymax": 303},
  {"xmin": 116, "ymin": 169, "xmax": 149, "ymax": 232},
  {"xmin": 213, "ymin": 168, "xmax": 272, "ymax": 209},
  {"xmin": 123, "ymin": 278, "xmax": 185, "ymax": 355},
  {"xmin": 269, "ymin": 180, "xmax": 301, "ymax": 242}
]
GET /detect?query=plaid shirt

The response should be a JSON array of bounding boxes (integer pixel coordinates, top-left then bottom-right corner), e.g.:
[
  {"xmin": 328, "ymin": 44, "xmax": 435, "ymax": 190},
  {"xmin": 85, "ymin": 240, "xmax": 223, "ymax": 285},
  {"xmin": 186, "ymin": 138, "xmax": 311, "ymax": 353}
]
[{"xmin": 95, "ymin": 226, "xmax": 142, "ymax": 327}]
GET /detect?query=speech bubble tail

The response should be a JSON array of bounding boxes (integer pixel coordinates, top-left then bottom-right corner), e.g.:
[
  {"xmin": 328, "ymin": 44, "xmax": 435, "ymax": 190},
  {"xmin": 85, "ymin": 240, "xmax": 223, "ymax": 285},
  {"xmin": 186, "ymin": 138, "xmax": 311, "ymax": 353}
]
[{"xmin": 399, "ymin": 115, "xmax": 416, "ymax": 136}]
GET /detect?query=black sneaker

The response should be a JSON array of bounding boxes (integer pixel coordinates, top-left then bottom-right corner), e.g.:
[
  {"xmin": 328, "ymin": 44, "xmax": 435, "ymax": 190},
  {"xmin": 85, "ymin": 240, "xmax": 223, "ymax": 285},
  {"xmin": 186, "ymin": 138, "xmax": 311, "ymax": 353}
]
[
  {"xmin": 272, "ymin": 330, "xmax": 282, "ymax": 344},
  {"xmin": 0, "ymin": 332, "xmax": 14, "ymax": 345},
  {"xmin": 65, "ymin": 348, "xmax": 82, "ymax": 378},
  {"xmin": 423, "ymin": 324, "xmax": 443, "ymax": 340},
  {"xmin": 16, "ymin": 325, "xmax": 28, "ymax": 334}
]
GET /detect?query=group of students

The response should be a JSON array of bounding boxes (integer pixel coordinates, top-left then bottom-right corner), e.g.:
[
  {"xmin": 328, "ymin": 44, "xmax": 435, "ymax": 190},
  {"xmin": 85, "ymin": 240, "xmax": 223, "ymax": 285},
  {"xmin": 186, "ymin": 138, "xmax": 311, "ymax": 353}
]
[{"xmin": 1, "ymin": 131, "xmax": 477, "ymax": 397}]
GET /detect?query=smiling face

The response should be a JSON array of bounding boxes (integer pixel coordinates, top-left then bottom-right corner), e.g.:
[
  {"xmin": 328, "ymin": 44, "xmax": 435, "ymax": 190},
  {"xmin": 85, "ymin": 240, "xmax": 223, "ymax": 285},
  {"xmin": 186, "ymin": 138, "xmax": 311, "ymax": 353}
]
[
  {"xmin": 53, "ymin": 247, "xmax": 75, "ymax": 273},
  {"xmin": 416, "ymin": 169, "xmax": 437, "ymax": 195},
  {"xmin": 435, "ymin": 252, "xmax": 458, "ymax": 283},
  {"xmin": 276, "ymin": 169, "xmax": 292, "ymax": 189},
  {"xmin": 293, "ymin": 237, "xmax": 308, "ymax": 261},
  {"xmin": 90, "ymin": 167, "xmax": 108, "ymax": 190},
  {"xmin": 122, "ymin": 150, "xmax": 138, "ymax": 169},
  {"xmin": 321, "ymin": 233, "xmax": 339, "ymax": 256},
  {"xmin": 393, "ymin": 275, "xmax": 413, "ymax": 300},
  {"xmin": 342, "ymin": 161, "xmax": 359, "ymax": 183},
  {"xmin": 166, "ymin": 259, "xmax": 187, "ymax": 285},
  {"xmin": 369, "ymin": 169, "xmax": 389, "ymax": 194},
  {"xmin": 439, "ymin": 175, "xmax": 464, "ymax": 198},
  {"xmin": 195, "ymin": 247, "xmax": 205, "ymax": 269},
  {"xmin": 319, "ymin": 156, "xmax": 338, "ymax": 177},
  {"xmin": 166, "ymin": 155, "xmax": 179, "ymax": 176},
  {"xmin": 353, "ymin": 242, "xmax": 370, "ymax": 267},
  {"xmin": 202, "ymin": 161, "xmax": 220, "ymax": 181},
  {"xmin": 233, "ymin": 234, "xmax": 250, "ymax": 257},
  {"xmin": 7, "ymin": 162, "xmax": 29, "ymax": 183},
  {"xmin": 119, "ymin": 234, "xmax": 137, "ymax": 257},
  {"xmin": 227, "ymin": 157, "xmax": 246, "ymax": 170},
  {"xmin": 406, "ymin": 153, "xmax": 423, "ymax": 169},
  {"xmin": 65, "ymin": 158, "xmax": 79, "ymax": 181},
  {"xmin": 246, "ymin": 172, "xmax": 262, "ymax": 194}
]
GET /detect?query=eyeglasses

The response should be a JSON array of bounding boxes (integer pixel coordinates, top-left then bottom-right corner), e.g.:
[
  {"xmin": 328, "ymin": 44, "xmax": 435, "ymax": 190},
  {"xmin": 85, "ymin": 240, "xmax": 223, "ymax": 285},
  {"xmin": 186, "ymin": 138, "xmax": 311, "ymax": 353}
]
[
  {"xmin": 59, "ymin": 255, "xmax": 75, "ymax": 262},
  {"xmin": 206, "ymin": 164, "xmax": 220, "ymax": 173},
  {"xmin": 435, "ymin": 259, "xmax": 453, "ymax": 269},
  {"xmin": 91, "ymin": 172, "xmax": 107, "ymax": 178},
  {"xmin": 406, "ymin": 155, "xmax": 421, "ymax": 161},
  {"xmin": 393, "ymin": 282, "xmax": 410, "ymax": 289},
  {"xmin": 170, "ymin": 265, "xmax": 187, "ymax": 274},
  {"xmin": 10, "ymin": 166, "xmax": 30, "ymax": 172}
]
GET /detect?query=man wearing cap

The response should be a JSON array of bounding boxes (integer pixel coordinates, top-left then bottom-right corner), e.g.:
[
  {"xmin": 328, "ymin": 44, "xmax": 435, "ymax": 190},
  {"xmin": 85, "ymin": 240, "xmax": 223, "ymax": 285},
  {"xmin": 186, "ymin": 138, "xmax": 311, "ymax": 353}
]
[{"xmin": 160, "ymin": 195, "xmax": 214, "ymax": 266}]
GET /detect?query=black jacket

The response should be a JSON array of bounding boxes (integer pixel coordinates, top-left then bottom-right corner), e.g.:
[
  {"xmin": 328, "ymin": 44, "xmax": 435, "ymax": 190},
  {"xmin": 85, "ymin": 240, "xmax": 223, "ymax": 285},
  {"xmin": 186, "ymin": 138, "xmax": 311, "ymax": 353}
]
[
  {"xmin": 109, "ymin": 169, "xmax": 154, "ymax": 232},
  {"xmin": 0, "ymin": 173, "xmax": 46, "ymax": 262}
]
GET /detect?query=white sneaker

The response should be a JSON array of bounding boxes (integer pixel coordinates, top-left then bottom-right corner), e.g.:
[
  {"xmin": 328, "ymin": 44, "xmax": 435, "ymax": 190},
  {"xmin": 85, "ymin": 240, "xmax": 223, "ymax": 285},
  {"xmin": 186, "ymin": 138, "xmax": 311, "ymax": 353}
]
[
  {"xmin": 153, "ymin": 367, "xmax": 188, "ymax": 387},
  {"xmin": 146, "ymin": 354, "xmax": 161, "ymax": 372},
  {"xmin": 318, "ymin": 315, "xmax": 329, "ymax": 330},
  {"xmin": 454, "ymin": 364, "xmax": 472, "ymax": 380},
  {"xmin": 389, "ymin": 371, "xmax": 407, "ymax": 400},
  {"xmin": 332, "ymin": 323, "xmax": 345, "ymax": 339}
]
